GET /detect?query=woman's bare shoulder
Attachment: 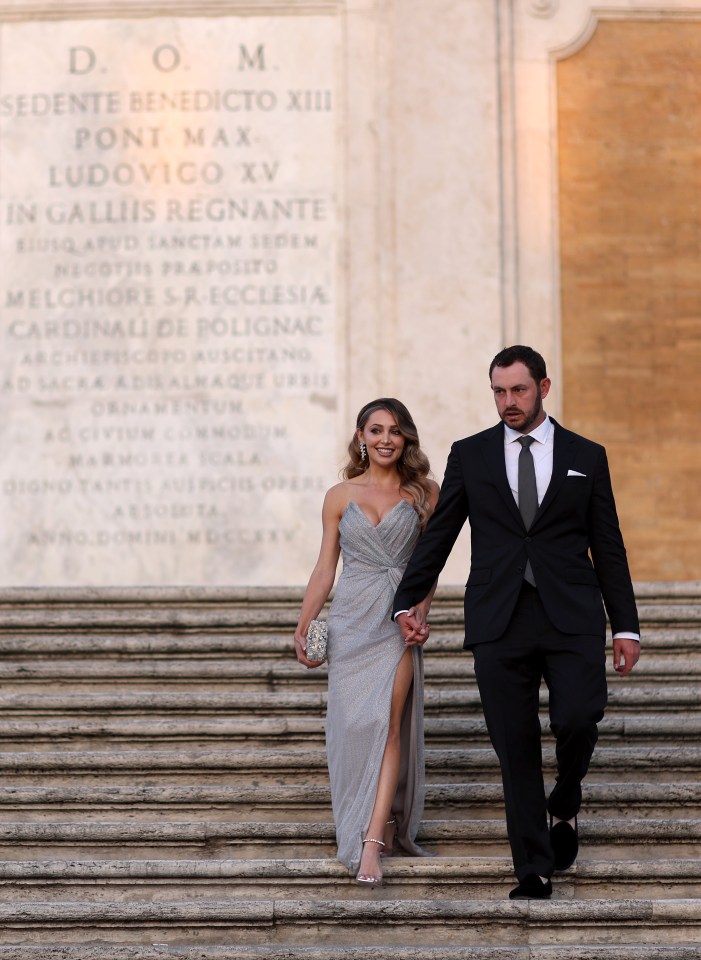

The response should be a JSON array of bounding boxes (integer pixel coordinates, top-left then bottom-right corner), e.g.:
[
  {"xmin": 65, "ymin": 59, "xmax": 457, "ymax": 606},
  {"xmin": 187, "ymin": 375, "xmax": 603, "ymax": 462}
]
[{"xmin": 323, "ymin": 480, "xmax": 359, "ymax": 515}]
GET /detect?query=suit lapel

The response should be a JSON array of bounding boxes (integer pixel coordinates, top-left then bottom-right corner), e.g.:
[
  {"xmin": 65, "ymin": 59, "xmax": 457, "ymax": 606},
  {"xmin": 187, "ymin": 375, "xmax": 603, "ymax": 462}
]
[
  {"xmin": 532, "ymin": 418, "xmax": 575, "ymax": 525},
  {"xmin": 481, "ymin": 424, "xmax": 524, "ymax": 527}
]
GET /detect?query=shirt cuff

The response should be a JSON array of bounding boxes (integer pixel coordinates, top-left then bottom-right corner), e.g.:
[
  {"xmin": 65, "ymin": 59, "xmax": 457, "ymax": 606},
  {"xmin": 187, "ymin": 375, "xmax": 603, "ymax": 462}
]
[
  {"xmin": 393, "ymin": 609, "xmax": 409, "ymax": 621},
  {"xmin": 612, "ymin": 632, "xmax": 640, "ymax": 642}
]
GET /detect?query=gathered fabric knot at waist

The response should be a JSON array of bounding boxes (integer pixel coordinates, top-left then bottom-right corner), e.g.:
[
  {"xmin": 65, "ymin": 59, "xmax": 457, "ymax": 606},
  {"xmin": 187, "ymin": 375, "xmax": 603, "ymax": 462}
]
[
  {"xmin": 344, "ymin": 557, "xmax": 406, "ymax": 588},
  {"xmin": 382, "ymin": 562, "xmax": 405, "ymax": 591}
]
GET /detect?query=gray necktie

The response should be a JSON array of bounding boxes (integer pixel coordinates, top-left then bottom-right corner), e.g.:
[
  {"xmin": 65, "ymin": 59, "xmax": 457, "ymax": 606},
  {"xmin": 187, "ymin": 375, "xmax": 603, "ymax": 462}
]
[{"xmin": 517, "ymin": 436, "xmax": 537, "ymax": 586}]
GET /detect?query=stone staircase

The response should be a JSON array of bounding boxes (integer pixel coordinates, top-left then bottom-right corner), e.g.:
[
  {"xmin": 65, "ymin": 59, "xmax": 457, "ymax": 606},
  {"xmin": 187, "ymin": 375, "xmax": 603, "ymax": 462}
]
[{"xmin": 0, "ymin": 583, "xmax": 699, "ymax": 957}]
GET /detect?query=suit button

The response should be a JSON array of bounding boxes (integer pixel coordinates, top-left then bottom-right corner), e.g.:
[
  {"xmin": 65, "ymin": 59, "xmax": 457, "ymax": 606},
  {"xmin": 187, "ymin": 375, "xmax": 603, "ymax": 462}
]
[{"xmin": 524, "ymin": 536, "xmax": 532, "ymax": 542}]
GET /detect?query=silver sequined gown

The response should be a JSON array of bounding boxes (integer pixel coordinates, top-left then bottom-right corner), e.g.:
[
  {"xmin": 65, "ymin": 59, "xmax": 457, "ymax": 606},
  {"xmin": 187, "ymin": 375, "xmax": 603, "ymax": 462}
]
[{"xmin": 325, "ymin": 498, "xmax": 426, "ymax": 871}]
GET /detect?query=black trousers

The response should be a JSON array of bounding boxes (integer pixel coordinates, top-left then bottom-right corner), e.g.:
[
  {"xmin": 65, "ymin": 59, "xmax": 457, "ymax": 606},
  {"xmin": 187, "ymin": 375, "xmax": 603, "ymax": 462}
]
[{"xmin": 471, "ymin": 582, "xmax": 607, "ymax": 880}]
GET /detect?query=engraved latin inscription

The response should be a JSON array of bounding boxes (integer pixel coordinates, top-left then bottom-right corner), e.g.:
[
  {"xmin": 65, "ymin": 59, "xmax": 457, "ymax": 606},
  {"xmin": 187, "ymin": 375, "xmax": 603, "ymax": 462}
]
[{"xmin": 0, "ymin": 16, "xmax": 338, "ymax": 585}]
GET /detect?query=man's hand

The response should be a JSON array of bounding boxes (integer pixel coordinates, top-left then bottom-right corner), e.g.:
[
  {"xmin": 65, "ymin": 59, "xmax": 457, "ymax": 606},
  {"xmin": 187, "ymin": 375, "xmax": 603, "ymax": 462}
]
[
  {"xmin": 613, "ymin": 638, "xmax": 640, "ymax": 677},
  {"xmin": 396, "ymin": 607, "xmax": 430, "ymax": 646}
]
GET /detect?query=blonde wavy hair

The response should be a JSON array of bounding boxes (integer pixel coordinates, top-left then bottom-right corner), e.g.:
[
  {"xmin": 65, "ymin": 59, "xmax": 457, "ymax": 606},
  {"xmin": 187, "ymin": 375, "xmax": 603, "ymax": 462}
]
[{"xmin": 343, "ymin": 398, "xmax": 433, "ymax": 528}]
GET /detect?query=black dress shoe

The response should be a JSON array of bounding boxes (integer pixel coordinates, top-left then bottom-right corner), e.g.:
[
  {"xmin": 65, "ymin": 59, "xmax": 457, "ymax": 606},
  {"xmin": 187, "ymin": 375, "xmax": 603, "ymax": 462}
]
[
  {"xmin": 550, "ymin": 815, "xmax": 578, "ymax": 871},
  {"xmin": 509, "ymin": 873, "xmax": 552, "ymax": 899}
]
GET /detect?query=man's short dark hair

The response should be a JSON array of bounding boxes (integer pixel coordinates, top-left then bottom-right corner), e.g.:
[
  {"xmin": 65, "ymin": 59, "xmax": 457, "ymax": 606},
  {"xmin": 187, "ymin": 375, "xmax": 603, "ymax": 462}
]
[{"xmin": 489, "ymin": 345, "xmax": 547, "ymax": 383}]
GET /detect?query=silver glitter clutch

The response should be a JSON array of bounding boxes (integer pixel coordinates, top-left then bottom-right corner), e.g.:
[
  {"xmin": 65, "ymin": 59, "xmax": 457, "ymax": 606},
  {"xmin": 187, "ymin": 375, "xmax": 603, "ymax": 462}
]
[{"xmin": 306, "ymin": 619, "xmax": 328, "ymax": 662}]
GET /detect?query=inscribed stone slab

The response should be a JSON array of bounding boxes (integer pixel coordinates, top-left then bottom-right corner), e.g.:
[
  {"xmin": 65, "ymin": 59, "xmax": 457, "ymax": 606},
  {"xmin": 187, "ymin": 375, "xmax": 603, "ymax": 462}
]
[{"xmin": 0, "ymin": 13, "xmax": 338, "ymax": 585}]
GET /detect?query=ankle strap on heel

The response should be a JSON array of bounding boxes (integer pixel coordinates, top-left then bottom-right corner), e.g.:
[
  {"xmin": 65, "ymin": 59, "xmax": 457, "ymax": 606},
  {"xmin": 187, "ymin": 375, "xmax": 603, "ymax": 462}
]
[{"xmin": 362, "ymin": 838, "xmax": 385, "ymax": 847}]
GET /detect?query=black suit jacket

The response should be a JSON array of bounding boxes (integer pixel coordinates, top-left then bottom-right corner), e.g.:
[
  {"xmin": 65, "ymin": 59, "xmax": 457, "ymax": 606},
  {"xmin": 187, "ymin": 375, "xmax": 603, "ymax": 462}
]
[{"xmin": 393, "ymin": 419, "xmax": 639, "ymax": 648}]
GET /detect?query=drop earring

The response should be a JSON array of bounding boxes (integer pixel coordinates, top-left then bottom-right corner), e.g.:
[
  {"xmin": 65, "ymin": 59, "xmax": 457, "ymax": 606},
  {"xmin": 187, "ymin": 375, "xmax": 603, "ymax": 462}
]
[{"xmin": 359, "ymin": 441, "xmax": 367, "ymax": 462}]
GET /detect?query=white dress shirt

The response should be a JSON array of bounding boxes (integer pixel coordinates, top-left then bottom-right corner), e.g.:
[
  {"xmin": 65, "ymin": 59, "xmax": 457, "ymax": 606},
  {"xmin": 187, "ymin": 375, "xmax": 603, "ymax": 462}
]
[{"xmin": 504, "ymin": 415, "xmax": 553, "ymax": 509}]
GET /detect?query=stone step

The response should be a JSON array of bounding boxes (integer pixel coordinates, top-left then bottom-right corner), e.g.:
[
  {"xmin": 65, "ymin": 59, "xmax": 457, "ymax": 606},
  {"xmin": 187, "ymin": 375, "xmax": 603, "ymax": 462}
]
[
  {"xmin": 0, "ymin": 585, "xmax": 696, "ymax": 954},
  {"xmin": 0, "ymin": 634, "xmax": 318, "ymax": 655},
  {"xmin": 0, "ymin": 947, "xmax": 697, "ymax": 960},
  {"xmin": 0, "ymin": 818, "xmax": 697, "ymax": 860},
  {"xmin": 0, "ymin": 626, "xmax": 698, "ymax": 656},
  {"xmin": 0, "ymin": 855, "xmax": 697, "ymax": 900},
  {"xmin": 0, "ymin": 685, "xmax": 697, "ymax": 716},
  {"xmin": 0, "ymin": 746, "xmax": 697, "ymax": 781},
  {"xmin": 0, "ymin": 586, "xmax": 309, "ymax": 629},
  {"xmin": 0, "ymin": 781, "xmax": 695, "ymax": 816},
  {"xmin": 0, "ymin": 657, "xmax": 697, "ymax": 693},
  {"xmin": 0, "ymin": 714, "xmax": 696, "ymax": 746},
  {"xmin": 0, "ymin": 690, "xmax": 330, "ymax": 714},
  {"xmin": 0, "ymin": 582, "xmax": 697, "ymax": 623},
  {"xmin": 0, "ymin": 896, "xmax": 698, "ymax": 946},
  {"xmin": 0, "ymin": 659, "xmax": 320, "ymax": 684}
]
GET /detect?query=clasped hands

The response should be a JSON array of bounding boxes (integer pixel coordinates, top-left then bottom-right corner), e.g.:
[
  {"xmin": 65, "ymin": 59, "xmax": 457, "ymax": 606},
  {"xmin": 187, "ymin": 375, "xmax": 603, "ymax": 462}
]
[{"xmin": 396, "ymin": 606, "xmax": 430, "ymax": 646}]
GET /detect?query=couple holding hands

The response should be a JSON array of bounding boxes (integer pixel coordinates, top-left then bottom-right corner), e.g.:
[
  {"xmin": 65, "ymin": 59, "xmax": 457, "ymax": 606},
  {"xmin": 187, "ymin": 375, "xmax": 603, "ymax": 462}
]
[{"xmin": 294, "ymin": 344, "xmax": 640, "ymax": 900}]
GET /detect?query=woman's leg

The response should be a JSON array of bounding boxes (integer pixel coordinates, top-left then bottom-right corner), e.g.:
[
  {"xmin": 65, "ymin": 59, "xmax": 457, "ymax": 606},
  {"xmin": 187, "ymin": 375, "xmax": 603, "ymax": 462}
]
[{"xmin": 357, "ymin": 648, "xmax": 415, "ymax": 881}]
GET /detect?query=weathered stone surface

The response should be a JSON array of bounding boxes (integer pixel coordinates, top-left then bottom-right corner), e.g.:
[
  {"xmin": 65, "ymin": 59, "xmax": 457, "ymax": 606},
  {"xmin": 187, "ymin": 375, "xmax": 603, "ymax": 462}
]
[
  {"xmin": 0, "ymin": 946, "xmax": 699, "ymax": 960},
  {"xmin": 4, "ymin": 895, "xmax": 696, "ymax": 947},
  {"xmin": 0, "ymin": 816, "xmax": 698, "ymax": 866},
  {"xmin": 3, "ymin": 713, "xmax": 699, "ymax": 745},
  {"xmin": 1, "ymin": 744, "xmax": 701, "ymax": 779},
  {"xmin": 0, "ymin": 690, "xmax": 328, "ymax": 712},
  {"xmin": 0, "ymin": 779, "xmax": 699, "ymax": 817},
  {"xmin": 0, "ymin": 855, "xmax": 512, "ymax": 886}
]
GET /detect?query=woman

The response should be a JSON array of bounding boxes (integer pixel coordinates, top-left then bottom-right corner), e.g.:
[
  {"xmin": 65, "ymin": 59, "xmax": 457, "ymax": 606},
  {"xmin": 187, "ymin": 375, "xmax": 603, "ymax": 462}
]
[{"xmin": 294, "ymin": 398, "xmax": 439, "ymax": 886}]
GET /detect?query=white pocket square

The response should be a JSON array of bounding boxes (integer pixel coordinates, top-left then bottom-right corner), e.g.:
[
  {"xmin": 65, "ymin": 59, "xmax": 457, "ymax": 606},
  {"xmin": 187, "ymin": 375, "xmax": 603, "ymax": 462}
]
[{"xmin": 567, "ymin": 469, "xmax": 586, "ymax": 477}]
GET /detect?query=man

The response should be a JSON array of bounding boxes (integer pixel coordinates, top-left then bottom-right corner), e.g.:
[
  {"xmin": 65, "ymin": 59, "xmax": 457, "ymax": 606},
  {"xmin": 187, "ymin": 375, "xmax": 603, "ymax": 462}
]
[{"xmin": 393, "ymin": 345, "xmax": 640, "ymax": 899}]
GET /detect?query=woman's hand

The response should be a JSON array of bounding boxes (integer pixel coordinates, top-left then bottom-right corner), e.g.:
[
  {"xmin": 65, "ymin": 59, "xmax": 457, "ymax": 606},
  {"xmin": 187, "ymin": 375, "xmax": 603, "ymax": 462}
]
[{"xmin": 294, "ymin": 629, "xmax": 325, "ymax": 668}]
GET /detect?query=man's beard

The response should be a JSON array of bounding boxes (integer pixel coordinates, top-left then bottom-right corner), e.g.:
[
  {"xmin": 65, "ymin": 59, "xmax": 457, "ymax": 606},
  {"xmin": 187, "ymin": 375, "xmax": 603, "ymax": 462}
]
[{"xmin": 503, "ymin": 387, "xmax": 543, "ymax": 433}]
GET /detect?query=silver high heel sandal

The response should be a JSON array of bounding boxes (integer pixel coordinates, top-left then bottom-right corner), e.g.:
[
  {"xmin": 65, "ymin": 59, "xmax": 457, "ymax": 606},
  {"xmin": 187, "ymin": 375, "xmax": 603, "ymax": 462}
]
[{"xmin": 355, "ymin": 838, "xmax": 385, "ymax": 886}]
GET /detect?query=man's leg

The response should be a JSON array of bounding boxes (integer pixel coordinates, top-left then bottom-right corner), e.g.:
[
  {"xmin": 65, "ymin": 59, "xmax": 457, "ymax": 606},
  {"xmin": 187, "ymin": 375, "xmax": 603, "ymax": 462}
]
[
  {"xmin": 543, "ymin": 633, "xmax": 607, "ymax": 822},
  {"xmin": 471, "ymin": 583, "xmax": 553, "ymax": 881}
]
